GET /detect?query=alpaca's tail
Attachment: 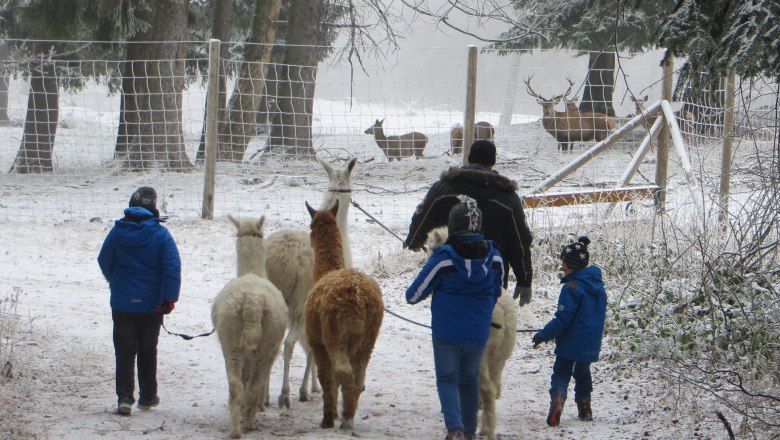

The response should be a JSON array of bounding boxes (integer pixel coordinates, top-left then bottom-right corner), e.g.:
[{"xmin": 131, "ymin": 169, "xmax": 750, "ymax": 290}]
[
  {"xmin": 331, "ymin": 349, "xmax": 352, "ymax": 377},
  {"xmin": 238, "ymin": 295, "xmax": 265, "ymax": 353}
]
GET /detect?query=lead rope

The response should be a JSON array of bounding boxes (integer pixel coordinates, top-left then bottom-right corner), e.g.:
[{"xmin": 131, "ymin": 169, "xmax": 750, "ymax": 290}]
[{"xmin": 162, "ymin": 320, "xmax": 214, "ymax": 341}]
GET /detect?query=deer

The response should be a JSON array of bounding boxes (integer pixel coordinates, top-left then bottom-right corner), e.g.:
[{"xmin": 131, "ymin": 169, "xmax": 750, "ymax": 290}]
[
  {"xmin": 563, "ymin": 94, "xmax": 616, "ymax": 144},
  {"xmin": 364, "ymin": 119, "xmax": 428, "ymax": 161},
  {"xmin": 450, "ymin": 121, "xmax": 495, "ymax": 155},
  {"xmin": 631, "ymin": 95, "xmax": 697, "ymax": 136},
  {"xmin": 525, "ymin": 76, "xmax": 615, "ymax": 151}
]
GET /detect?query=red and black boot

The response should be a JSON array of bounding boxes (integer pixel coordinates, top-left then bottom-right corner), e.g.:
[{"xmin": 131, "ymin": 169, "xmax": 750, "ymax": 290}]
[{"xmin": 546, "ymin": 394, "xmax": 566, "ymax": 427}]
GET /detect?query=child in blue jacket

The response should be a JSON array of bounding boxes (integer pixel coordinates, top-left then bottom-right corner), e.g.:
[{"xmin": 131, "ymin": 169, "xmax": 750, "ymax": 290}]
[
  {"xmin": 98, "ymin": 187, "xmax": 181, "ymax": 416},
  {"xmin": 533, "ymin": 236, "xmax": 607, "ymax": 427},
  {"xmin": 406, "ymin": 196, "xmax": 505, "ymax": 440}
]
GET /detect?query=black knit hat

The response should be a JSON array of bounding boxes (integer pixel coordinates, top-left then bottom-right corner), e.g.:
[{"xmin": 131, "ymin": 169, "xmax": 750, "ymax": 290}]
[
  {"xmin": 560, "ymin": 236, "xmax": 591, "ymax": 270},
  {"xmin": 448, "ymin": 196, "xmax": 482, "ymax": 237},
  {"xmin": 129, "ymin": 187, "xmax": 158, "ymax": 214},
  {"xmin": 467, "ymin": 140, "xmax": 496, "ymax": 166}
]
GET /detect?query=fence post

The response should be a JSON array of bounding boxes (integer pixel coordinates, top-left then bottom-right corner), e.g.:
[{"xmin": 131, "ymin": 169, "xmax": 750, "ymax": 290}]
[
  {"xmin": 719, "ymin": 71, "xmax": 736, "ymax": 226},
  {"xmin": 655, "ymin": 51, "xmax": 674, "ymax": 214},
  {"xmin": 463, "ymin": 45, "xmax": 478, "ymax": 165},
  {"xmin": 202, "ymin": 39, "xmax": 220, "ymax": 220}
]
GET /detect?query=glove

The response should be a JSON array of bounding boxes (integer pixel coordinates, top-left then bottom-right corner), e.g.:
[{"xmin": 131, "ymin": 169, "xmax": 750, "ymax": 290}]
[
  {"xmin": 514, "ymin": 286, "xmax": 532, "ymax": 307},
  {"xmin": 532, "ymin": 334, "xmax": 543, "ymax": 348},
  {"xmin": 155, "ymin": 300, "xmax": 176, "ymax": 315}
]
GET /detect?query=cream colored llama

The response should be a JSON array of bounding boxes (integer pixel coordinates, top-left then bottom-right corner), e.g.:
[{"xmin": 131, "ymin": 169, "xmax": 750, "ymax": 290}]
[
  {"xmin": 212, "ymin": 216, "xmax": 288, "ymax": 439},
  {"xmin": 304, "ymin": 200, "xmax": 384, "ymax": 430},
  {"xmin": 266, "ymin": 157, "xmax": 356, "ymax": 408},
  {"xmin": 426, "ymin": 226, "xmax": 517, "ymax": 440}
]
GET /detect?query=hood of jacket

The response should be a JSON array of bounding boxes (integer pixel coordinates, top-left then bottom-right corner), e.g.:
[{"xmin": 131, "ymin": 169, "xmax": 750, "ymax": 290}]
[
  {"xmin": 562, "ymin": 264, "xmax": 604, "ymax": 294},
  {"xmin": 440, "ymin": 165, "xmax": 518, "ymax": 199},
  {"xmin": 436, "ymin": 234, "xmax": 497, "ymax": 284},
  {"xmin": 113, "ymin": 207, "xmax": 164, "ymax": 248}
]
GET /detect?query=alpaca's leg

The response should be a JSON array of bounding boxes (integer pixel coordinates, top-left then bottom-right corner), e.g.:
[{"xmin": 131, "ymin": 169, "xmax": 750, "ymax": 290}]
[
  {"xmin": 340, "ymin": 353, "xmax": 370, "ymax": 430},
  {"xmin": 278, "ymin": 332, "xmax": 297, "ymax": 408},
  {"xmin": 300, "ymin": 337, "xmax": 320, "ymax": 400},
  {"xmin": 241, "ymin": 361, "xmax": 262, "ymax": 432},
  {"xmin": 478, "ymin": 374, "xmax": 498, "ymax": 440},
  {"xmin": 224, "ymin": 350, "xmax": 245, "ymax": 439},
  {"xmin": 312, "ymin": 346, "xmax": 337, "ymax": 428}
]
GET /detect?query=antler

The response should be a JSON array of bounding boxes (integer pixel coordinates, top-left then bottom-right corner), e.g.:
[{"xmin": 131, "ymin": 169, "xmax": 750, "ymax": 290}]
[
  {"xmin": 524, "ymin": 74, "xmax": 543, "ymax": 100},
  {"xmin": 551, "ymin": 77, "xmax": 575, "ymax": 102}
]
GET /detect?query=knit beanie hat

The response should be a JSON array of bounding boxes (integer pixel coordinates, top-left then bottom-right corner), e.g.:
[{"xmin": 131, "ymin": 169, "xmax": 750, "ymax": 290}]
[
  {"xmin": 467, "ymin": 140, "xmax": 496, "ymax": 166},
  {"xmin": 448, "ymin": 195, "xmax": 482, "ymax": 237},
  {"xmin": 129, "ymin": 186, "xmax": 158, "ymax": 214},
  {"xmin": 560, "ymin": 236, "xmax": 591, "ymax": 269}
]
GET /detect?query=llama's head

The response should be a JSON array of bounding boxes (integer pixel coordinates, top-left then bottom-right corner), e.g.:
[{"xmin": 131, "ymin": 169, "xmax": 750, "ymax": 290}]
[
  {"xmin": 306, "ymin": 199, "xmax": 339, "ymax": 224},
  {"xmin": 425, "ymin": 226, "xmax": 449, "ymax": 257},
  {"xmin": 228, "ymin": 215, "xmax": 267, "ymax": 277},
  {"xmin": 318, "ymin": 157, "xmax": 357, "ymax": 201}
]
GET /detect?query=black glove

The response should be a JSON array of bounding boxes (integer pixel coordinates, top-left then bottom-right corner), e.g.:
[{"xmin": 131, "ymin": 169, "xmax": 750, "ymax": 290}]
[
  {"xmin": 155, "ymin": 300, "xmax": 176, "ymax": 315},
  {"xmin": 532, "ymin": 334, "xmax": 543, "ymax": 348},
  {"xmin": 514, "ymin": 285, "xmax": 532, "ymax": 307}
]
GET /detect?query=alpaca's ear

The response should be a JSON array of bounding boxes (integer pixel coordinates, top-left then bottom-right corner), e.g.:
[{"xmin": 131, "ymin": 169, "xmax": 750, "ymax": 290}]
[
  {"xmin": 256, "ymin": 216, "xmax": 265, "ymax": 232},
  {"xmin": 228, "ymin": 214, "xmax": 240, "ymax": 228},
  {"xmin": 317, "ymin": 156, "xmax": 333, "ymax": 178},
  {"xmin": 330, "ymin": 199, "xmax": 339, "ymax": 217},
  {"xmin": 347, "ymin": 157, "xmax": 357, "ymax": 172},
  {"xmin": 305, "ymin": 201, "xmax": 316, "ymax": 218}
]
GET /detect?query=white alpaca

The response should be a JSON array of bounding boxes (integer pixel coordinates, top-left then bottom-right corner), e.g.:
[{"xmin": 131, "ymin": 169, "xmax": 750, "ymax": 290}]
[
  {"xmin": 426, "ymin": 226, "xmax": 517, "ymax": 440},
  {"xmin": 265, "ymin": 157, "xmax": 356, "ymax": 408},
  {"xmin": 212, "ymin": 216, "xmax": 288, "ymax": 439}
]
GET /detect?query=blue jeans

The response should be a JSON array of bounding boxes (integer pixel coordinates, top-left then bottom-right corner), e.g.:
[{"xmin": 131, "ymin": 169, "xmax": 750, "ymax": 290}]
[
  {"xmin": 549, "ymin": 356, "xmax": 592, "ymax": 401},
  {"xmin": 432, "ymin": 337, "xmax": 486, "ymax": 435}
]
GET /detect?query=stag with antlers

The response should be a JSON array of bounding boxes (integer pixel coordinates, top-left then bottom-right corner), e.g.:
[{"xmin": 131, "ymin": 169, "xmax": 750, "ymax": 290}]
[{"xmin": 525, "ymin": 76, "xmax": 615, "ymax": 151}]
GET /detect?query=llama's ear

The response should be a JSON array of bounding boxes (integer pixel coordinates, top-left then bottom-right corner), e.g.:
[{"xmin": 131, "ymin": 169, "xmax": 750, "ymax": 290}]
[
  {"xmin": 256, "ymin": 216, "xmax": 265, "ymax": 232},
  {"xmin": 347, "ymin": 157, "xmax": 357, "ymax": 172},
  {"xmin": 228, "ymin": 214, "xmax": 240, "ymax": 228},
  {"xmin": 330, "ymin": 199, "xmax": 339, "ymax": 217},
  {"xmin": 305, "ymin": 201, "xmax": 316, "ymax": 218},
  {"xmin": 317, "ymin": 156, "xmax": 333, "ymax": 177}
]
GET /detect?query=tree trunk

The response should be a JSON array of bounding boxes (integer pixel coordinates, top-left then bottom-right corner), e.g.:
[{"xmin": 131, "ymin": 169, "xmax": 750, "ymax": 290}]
[
  {"xmin": 115, "ymin": 0, "xmax": 193, "ymax": 171},
  {"xmin": 10, "ymin": 62, "xmax": 58, "ymax": 174},
  {"xmin": 266, "ymin": 0, "xmax": 323, "ymax": 157},
  {"xmin": 196, "ymin": 0, "xmax": 234, "ymax": 162},
  {"xmin": 218, "ymin": 0, "xmax": 282, "ymax": 162},
  {"xmin": 580, "ymin": 51, "xmax": 616, "ymax": 117},
  {"xmin": 0, "ymin": 43, "xmax": 10, "ymax": 125}
]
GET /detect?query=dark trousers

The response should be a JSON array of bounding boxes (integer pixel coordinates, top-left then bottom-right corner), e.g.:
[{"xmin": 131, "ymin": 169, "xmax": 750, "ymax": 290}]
[
  {"xmin": 549, "ymin": 356, "xmax": 593, "ymax": 401},
  {"xmin": 112, "ymin": 311, "xmax": 163, "ymax": 402}
]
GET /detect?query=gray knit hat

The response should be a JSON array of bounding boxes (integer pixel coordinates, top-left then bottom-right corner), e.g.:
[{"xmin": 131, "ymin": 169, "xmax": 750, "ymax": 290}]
[
  {"xmin": 129, "ymin": 187, "xmax": 158, "ymax": 214},
  {"xmin": 447, "ymin": 196, "xmax": 482, "ymax": 237}
]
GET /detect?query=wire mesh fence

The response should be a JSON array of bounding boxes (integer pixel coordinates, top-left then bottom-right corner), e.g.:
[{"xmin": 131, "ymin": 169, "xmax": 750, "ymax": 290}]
[{"xmin": 0, "ymin": 40, "xmax": 776, "ymax": 226}]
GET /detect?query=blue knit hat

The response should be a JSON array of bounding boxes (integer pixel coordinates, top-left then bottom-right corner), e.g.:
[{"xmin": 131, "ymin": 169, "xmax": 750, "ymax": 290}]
[{"xmin": 560, "ymin": 236, "xmax": 591, "ymax": 269}]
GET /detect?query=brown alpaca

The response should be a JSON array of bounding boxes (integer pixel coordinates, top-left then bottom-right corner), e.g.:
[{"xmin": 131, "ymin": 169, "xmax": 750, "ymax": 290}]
[{"xmin": 304, "ymin": 200, "xmax": 384, "ymax": 431}]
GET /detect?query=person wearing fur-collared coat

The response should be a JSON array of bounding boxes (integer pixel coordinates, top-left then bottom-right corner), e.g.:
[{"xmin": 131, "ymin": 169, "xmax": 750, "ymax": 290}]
[{"xmin": 403, "ymin": 140, "xmax": 534, "ymax": 307}]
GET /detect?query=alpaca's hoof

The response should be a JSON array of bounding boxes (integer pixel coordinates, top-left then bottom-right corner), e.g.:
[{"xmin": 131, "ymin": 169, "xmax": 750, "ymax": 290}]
[
  {"xmin": 229, "ymin": 431, "xmax": 241, "ymax": 439},
  {"xmin": 278, "ymin": 394, "xmax": 290, "ymax": 408},
  {"xmin": 320, "ymin": 417, "xmax": 335, "ymax": 428},
  {"xmin": 339, "ymin": 419, "xmax": 354, "ymax": 430},
  {"xmin": 298, "ymin": 390, "xmax": 309, "ymax": 402}
]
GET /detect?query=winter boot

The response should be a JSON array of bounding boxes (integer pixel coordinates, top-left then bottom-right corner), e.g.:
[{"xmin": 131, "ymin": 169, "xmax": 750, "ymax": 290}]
[
  {"xmin": 116, "ymin": 396, "xmax": 134, "ymax": 416},
  {"xmin": 445, "ymin": 430, "xmax": 464, "ymax": 440},
  {"xmin": 546, "ymin": 394, "xmax": 566, "ymax": 427},
  {"xmin": 576, "ymin": 397, "xmax": 593, "ymax": 421},
  {"xmin": 137, "ymin": 395, "xmax": 160, "ymax": 410}
]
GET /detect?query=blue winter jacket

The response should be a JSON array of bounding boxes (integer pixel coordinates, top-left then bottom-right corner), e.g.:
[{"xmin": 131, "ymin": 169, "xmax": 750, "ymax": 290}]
[
  {"xmin": 97, "ymin": 207, "xmax": 181, "ymax": 313},
  {"xmin": 537, "ymin": 265, "xmax": 607, "ymax": 362},
  {"xmin": 406, "ymin": 234, "xmax": 504, "ymax": 342}
]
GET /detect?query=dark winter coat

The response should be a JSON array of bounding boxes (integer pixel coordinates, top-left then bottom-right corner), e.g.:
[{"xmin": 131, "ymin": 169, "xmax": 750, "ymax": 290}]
[
  {"xmin": 404, "ymin": 164, "xmax": 533, "ymax": 288},
  {"xmin": 98, "ymin": 207, "xmax": 181, "ymax": 314},
  {"xmin": 406, "ymin": 234, "xmax": 504, "ymax": 343},
  {"xmin": 536, "ymin": 265, "xmax": 607, "ymax": 362}
]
